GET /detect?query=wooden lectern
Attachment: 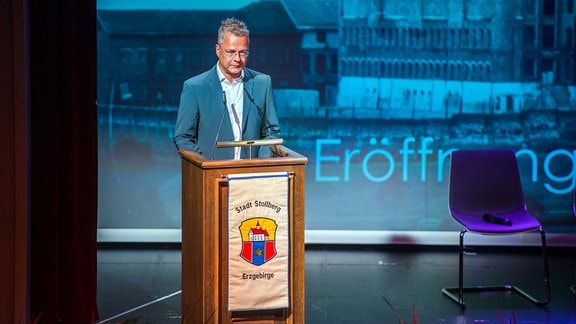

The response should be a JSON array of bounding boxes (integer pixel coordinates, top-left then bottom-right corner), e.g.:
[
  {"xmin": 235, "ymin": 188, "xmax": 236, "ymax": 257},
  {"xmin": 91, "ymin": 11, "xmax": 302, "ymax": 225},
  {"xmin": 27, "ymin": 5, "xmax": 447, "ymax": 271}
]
[{"xmin": 179, "ymin": 145, "xmax": 307, "ymax": 324}]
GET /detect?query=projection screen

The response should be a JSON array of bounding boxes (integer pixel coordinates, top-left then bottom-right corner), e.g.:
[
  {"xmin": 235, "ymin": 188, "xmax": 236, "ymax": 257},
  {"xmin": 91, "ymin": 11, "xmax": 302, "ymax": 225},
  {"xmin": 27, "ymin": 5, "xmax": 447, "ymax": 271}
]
[{"xmin": 96, "ymin": 0, "xmax": 576, "ymax": 245}]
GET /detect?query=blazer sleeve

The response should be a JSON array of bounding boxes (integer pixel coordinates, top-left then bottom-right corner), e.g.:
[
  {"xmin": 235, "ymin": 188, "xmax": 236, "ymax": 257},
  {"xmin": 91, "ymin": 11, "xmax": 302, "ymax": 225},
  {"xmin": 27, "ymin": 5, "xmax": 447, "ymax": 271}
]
[
  {"xmin": 173, "ymin": 80, "xmax": 201, "ymax": 153},
  {"xmin": 262, "ymin": 77, "xmax": 281, "ymax": 139},
  {"xmin": 257, "ymin": 75, "xmax": 281, "ymax": 158}
]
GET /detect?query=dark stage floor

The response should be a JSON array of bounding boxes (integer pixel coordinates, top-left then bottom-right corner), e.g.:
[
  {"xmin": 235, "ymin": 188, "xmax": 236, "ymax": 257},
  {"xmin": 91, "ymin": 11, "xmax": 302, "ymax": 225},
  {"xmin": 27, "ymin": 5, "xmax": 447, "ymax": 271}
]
[{"xmin": 96, "ymin": 244, "xmax": 576, "ymax": 323}]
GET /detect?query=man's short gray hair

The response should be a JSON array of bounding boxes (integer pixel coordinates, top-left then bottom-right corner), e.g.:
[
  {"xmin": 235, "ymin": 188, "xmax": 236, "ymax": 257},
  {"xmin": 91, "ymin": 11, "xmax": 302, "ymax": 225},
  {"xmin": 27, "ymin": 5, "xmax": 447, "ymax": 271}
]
[{"xmin": 218, "ymin": 18, "xmax": 250, "ymax": 44}]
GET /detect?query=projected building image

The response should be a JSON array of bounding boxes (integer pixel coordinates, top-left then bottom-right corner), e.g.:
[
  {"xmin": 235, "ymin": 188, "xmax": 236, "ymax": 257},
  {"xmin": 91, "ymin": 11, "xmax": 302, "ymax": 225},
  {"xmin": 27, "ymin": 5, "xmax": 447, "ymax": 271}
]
[{"xmin": 97, "ymin": 0, "xmax": 576, "ymax": 242}]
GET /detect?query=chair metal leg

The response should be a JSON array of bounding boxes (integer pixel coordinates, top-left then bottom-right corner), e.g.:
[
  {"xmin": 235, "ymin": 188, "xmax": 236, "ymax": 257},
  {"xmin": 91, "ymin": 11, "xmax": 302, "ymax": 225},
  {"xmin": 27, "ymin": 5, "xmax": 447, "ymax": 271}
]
[
  {"xmin": 441, "ymin": 230, "xmax": 466, "ymax": 308},
  {"xmin": 442, "ymin": 228, "xmax": 551, "ymax": 308},
  {"xmin": 537, "ymin": 228, "xmax": 552, "ymax": 305},
  {"xmin": 571, "ymin": 285, "xmax": 576, "ymax": 296}
]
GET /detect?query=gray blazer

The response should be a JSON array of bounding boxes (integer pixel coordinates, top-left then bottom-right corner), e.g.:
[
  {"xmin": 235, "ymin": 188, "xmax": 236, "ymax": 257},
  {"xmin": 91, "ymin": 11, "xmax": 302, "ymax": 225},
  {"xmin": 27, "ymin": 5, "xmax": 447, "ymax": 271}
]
[{"xmin": 173, "ymin": 65, "xmax": 281, "ymax": 160}]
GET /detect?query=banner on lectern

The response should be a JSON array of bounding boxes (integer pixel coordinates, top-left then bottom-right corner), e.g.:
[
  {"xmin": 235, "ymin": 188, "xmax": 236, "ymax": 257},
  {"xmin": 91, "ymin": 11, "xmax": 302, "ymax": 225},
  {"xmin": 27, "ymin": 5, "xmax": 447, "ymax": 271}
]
[{"xmin": 227, "ymin": 172, "xmax": 290, "ymax": 311}]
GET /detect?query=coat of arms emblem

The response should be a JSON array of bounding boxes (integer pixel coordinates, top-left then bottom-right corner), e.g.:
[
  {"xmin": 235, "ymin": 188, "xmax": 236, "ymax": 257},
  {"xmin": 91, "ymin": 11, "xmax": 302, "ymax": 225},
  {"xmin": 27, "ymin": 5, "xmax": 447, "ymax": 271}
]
[{"xmin": 239, "ymin": 218, "xmax": 278, "ymax": 266}]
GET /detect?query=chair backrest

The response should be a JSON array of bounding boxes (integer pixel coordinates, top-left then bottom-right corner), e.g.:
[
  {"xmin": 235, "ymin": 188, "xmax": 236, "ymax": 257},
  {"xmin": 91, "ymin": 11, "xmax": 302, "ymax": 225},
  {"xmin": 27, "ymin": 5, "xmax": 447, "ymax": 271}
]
[{"xmin": 449, "ymin": 149, "xmax": 526, "ymax": 216}]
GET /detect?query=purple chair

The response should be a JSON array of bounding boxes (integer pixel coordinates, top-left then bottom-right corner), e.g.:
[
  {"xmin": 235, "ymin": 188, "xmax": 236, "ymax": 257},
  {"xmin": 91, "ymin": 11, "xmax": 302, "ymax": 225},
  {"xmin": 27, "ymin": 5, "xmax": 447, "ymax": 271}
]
[{"xmin": 441, "ymin": 149, "xmax": 551, "ymax": 308}]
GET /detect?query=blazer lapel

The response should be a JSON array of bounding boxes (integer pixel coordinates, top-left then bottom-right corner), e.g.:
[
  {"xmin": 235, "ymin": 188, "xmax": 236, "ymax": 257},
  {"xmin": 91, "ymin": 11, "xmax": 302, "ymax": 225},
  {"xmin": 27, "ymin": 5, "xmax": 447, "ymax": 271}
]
[
  {"xmin": 242, "ymin": 70, "xmax": 256, "ymax": 130},
  {"xmin": 208, "ymin": 65, "xmax": 234, "ymax": 141},
  {"xmin": 208, "ymin": 65, "xmax": 223, "ymax": 101}
]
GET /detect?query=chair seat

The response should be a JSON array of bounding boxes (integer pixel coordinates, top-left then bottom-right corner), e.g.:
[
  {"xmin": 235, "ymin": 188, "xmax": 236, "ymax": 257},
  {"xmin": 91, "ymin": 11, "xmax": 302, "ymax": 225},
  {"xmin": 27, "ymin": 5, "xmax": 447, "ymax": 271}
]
[{"xmin": 451, "ymin": 208, "xmax": 542, "ymax": 234}]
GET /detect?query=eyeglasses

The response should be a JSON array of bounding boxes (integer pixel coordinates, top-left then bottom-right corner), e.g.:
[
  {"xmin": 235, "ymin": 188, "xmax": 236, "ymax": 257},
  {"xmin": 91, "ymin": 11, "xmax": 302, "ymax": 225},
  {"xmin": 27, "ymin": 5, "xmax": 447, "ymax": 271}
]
[{"xmin": 219, "ymin": 47, "xmax": 249, "ymax": 58}]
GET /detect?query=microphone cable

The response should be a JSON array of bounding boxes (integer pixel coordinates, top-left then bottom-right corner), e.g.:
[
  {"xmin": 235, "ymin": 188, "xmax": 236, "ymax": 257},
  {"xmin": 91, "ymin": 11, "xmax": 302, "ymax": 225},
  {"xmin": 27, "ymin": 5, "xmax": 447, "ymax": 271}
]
[{"xmin": 210, "ymin": 91, "xmax": 228, "ymax": 160}]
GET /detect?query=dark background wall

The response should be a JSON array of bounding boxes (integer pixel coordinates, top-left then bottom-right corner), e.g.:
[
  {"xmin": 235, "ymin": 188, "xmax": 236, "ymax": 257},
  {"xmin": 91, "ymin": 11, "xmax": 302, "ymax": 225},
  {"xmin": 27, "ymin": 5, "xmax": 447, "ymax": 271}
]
[{"xmin": 1, "ymin": 0, "xmax": 98, "ymax": 322}]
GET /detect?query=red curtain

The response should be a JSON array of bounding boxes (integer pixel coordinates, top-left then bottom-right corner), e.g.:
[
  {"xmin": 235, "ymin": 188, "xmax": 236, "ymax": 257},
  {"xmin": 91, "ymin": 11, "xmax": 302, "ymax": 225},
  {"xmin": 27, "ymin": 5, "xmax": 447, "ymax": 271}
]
[{"xmin": 29, "ymin": 0, "xmax": 98, "ymax": 322}]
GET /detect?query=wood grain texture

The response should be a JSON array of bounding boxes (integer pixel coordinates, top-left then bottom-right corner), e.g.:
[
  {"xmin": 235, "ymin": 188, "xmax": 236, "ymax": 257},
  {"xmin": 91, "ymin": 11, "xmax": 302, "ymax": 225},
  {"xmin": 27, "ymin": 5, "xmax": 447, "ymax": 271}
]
[{"xmin": 180, "ymin": 147, "xmax": 307, "ymax": 323}]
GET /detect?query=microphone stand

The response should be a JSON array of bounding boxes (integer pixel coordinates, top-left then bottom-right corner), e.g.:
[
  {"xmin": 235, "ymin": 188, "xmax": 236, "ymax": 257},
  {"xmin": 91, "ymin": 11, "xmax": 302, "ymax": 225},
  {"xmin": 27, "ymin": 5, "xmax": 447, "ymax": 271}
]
[{"xmin": 210, "ymin": 91, "xmax": 228, "ymax": 160}]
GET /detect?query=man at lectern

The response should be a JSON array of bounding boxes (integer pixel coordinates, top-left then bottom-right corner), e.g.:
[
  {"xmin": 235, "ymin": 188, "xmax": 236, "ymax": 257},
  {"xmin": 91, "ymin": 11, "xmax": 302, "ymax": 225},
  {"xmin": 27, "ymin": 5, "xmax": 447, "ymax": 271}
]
[{"xmin": 173, "ymin": 17, "xmax": 281, "ymax": 160}]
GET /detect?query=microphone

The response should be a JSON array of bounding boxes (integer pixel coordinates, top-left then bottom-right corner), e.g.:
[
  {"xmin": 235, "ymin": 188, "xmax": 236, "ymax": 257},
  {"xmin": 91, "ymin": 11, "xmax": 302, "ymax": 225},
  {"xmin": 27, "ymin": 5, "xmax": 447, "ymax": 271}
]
[
  {"xmin": 244, "ymin": 87, "xmax": 271, "ymax": 138},
  {"xmin": 243, "ymin": 69, "xmax": 277, "ymax": 139},
  {"xmin": 482, "ymin": 213, "xmax": 512, "ymax": 226},
  {"xmin": 243, "ymin": 69, "xmax": 284, "ymax": 157},
  {"xmin": 210, "ymin": 91, "xmax": 228, "ymax": 160}
]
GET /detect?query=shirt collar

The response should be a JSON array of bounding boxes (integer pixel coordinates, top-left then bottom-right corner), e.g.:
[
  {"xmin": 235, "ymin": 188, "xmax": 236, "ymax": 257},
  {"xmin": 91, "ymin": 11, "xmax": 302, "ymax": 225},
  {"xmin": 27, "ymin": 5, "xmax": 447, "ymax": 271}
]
[{"xmin": 217, "ymin": 65, "xmax": 244, "ymax": 85}]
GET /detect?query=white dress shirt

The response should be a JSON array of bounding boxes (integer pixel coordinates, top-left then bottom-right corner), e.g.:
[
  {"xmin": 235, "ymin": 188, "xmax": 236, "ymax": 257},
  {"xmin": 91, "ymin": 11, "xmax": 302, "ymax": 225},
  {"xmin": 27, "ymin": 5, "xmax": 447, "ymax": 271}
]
[{"xmin": 217, "ymin": 67, "xmax": 244, "ymax": 160}]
